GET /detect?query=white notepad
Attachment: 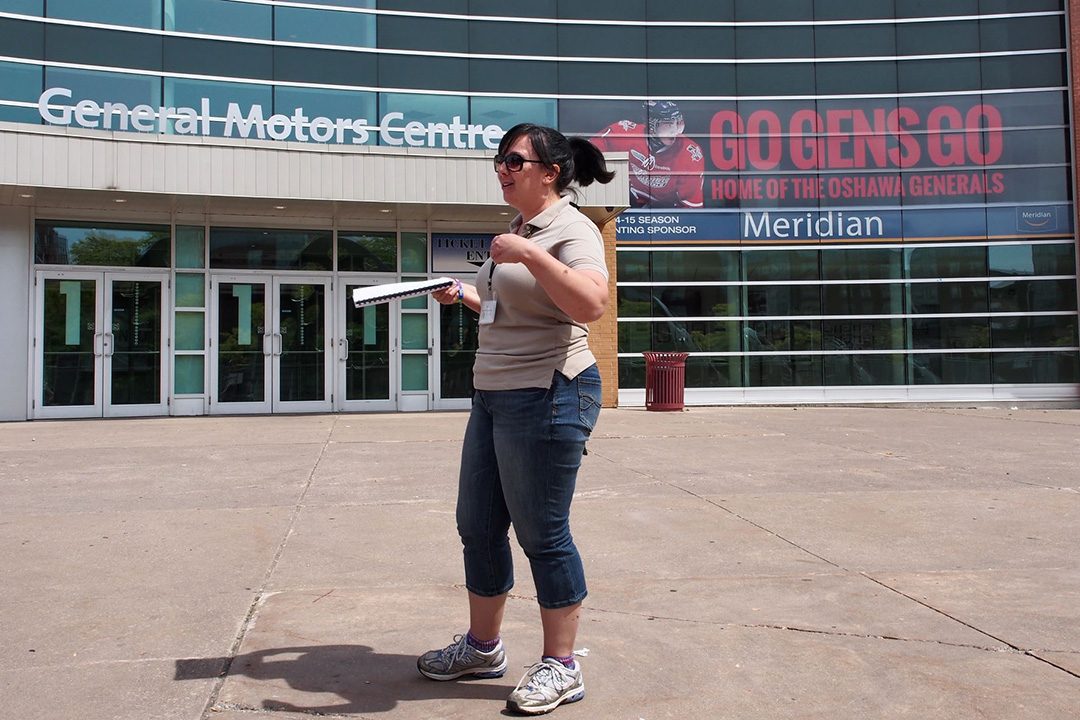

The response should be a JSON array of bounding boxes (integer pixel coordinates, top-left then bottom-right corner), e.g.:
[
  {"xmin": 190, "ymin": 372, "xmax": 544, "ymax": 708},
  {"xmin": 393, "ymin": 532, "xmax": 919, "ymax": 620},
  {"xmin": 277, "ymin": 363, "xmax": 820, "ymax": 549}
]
[{"xmin": 351, "ymin": 277, "xmax": 456, "ymax": 307}]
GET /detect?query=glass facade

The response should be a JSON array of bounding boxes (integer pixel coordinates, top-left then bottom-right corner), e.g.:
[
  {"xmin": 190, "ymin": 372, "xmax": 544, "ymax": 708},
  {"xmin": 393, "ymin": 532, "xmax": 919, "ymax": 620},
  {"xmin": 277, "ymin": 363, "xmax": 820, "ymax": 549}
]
[{"xmin": 6, "ymin": 1, "xmax": 1077, "ymax": 406}]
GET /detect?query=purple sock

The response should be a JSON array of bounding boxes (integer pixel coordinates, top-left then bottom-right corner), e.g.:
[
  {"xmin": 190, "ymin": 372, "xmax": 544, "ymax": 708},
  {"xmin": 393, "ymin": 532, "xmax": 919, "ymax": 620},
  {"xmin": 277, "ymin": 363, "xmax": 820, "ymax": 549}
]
[
  {"xmin": 543, "ymin": 654, "xmax": 576, "ymax": 669},
  {"xmin": 466, "ymin": 631, "xmax": 500, "ymax": 653}
]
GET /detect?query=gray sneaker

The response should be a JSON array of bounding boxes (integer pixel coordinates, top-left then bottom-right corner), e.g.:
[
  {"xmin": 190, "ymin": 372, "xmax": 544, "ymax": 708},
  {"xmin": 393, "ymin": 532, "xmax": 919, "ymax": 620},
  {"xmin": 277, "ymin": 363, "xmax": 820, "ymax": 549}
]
[
  {"xmin": 416, "ymin": 634, "xmax": 507, "ymax": 681},
  {"xmin": 506, "ymin": 658, "xmax": 585, "ymax": 715}
]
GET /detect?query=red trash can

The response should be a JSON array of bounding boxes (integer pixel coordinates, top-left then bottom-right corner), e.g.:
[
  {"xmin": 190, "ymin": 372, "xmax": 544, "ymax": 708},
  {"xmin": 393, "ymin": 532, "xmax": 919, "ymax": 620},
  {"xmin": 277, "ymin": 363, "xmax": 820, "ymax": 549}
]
[{"xmin": 643, "ymin": 351, "xmax": 689, "ymax": 411}]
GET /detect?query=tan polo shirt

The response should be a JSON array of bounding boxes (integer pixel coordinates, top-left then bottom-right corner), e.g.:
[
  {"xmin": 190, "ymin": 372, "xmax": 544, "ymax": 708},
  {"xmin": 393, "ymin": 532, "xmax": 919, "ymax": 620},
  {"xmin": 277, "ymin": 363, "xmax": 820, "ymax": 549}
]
[{"xmin": 472, "ymin": 195, "xmax": 608, "ymax": 390}]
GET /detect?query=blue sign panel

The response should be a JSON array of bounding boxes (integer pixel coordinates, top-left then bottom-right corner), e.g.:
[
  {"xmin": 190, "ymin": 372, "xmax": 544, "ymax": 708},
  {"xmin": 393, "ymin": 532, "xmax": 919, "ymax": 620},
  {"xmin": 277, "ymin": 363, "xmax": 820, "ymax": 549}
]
[{"xmin": 616, "ymin": 205, "xmax": 1074, "ymax": 244}]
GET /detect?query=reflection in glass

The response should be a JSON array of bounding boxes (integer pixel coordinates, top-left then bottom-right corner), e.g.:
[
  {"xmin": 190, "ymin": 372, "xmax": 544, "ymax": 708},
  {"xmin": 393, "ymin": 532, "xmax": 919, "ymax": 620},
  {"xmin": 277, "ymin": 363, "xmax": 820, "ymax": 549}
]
[
  {"xmin": 745, "ymin": 250, "xmax": 818, "ymax": 281},
  {"xmin": 616, "ymin": 251, "xmax": 649, "ymax": 282},
  {"xmin": 345, "ymin": 285, "xmax": 389, "ymax": 401},
  {"xmin": 45, "ymin": 68, "xmax": 161, "ymax": 109},
  {"xmin": 620, "ymin": 355, "xmax": 743, "ymax": 390},
  {"xmin": 470, "ymin": 97, "xmax": 557, "ymax": 131},
  {"xmin": 989, "ymin": 243, "xmax": 1076, "ymax": 277},
  {"xmin": 274, "ymin": 86, "xmax": 377, "ymax": 144},
  {"xmin": 822, "ymin": 248, "xmax": 902, "ymax": 280},
  {"xmin": 823, "ymin": 284, "xmax": 904, "ymax": 316},
  {"xmin": 210, "ymin": 228, "xmax": 332, "ymax": 270},
  {"xmin": 279, "ymin": 283, "xmax": 325, "ymax": 403},
  {"xmin": 906, "ymin": 246, "xmax": 987, "ymax": 279},
  {"xmin": 911, "ymin": 318, "xmax": 991, "ymax": 349},
  {"xmin": 825, "ymin": 354, "xmax": 905, "ymax": 386},
  {"xmin": 379, "ymin": 93, "xmax": 468, "ymax": 148},
  {"xmin": 686, "ymin": 356, "xmax": 741, "ymax": 388},
  {"xmin": 48, "ymin": 0, "xmax": 161, "ymax": 28},
  {"xmin": 110, "ymin": 281, "xmax": 161, "ymax": 405},
  {"xmin": 1, "ymin": 0, "xmax": 42, "ymax": 15},
  {"xmin": 618, "ymin": 321, "xmax": 650, "ymax": 355},
  {"xmin": 217, "ymin": 282, "xmax": 265, "ymax": 403},
  {"xmin": 746, "ymin": 285, "xmax": 822, "ymax": 316},
  {"xmin": 275, "ymin": 1, "xmax": 375, "ymax": 47},
  {"xmin": 619, "ymin": 356, "xmax": 645, "ymax": 389},
  {"xmin": 618, "ymin": 286, "xmax": 740, "ymax": 318},
  {"xmin": 909, "ymin": 282, "xmax": 988, "ymax": 314},
  {"xmin": 911, "ymin": 353, "xmax": 991, "ymax": 384},
  {"xmin": 748, "ymin": 355, "xmax": 823, "ymax": 387},
  {"xmin": 176, "ymin": 274, "xmax": 205, "ymax": 307},
  {"xmin": 991, "ymin": 315, "xmax": 1078, "ymax": 349},
  {"xmin": 993, "ymin": 352, "xmax": 1080, "ymax": 384},
  {"xmin": 165, "ymin": 0, "xmax": 271, "ymax": 39},
  {"xmin": 175, "ymin": 226, "xmax": 206, "ymax": 269},
  {"xmin": 174, "ymin": 355, "xmax": 204, "ymax": 394},
  {"xmin": 440, "ymin": 302, "xmax": 478, "ymax": 399},
  {"xmin": 400, "ymin": 233, "xmax": 427, "ymax": 273},
  {"xmin": 339, "ymin": 232, "xmax": 396, "ymax": 272},
  {"xmin": 0, "ymin": 61, "xmax": 43, "ymax": 123},
  {"xmin": 653, "ymin": 251, "xmax": 740, "ymax": 282},
  {"xmin": 744, "ymin": 320, "xmax": 823, "ymax": 352},
  {"xmin": 35, "ymin": 222, "xmax": 170, "ymax": 267},
  {"xmin": 401, "ymin": 314, "xmax": 428, "ymax": 350},
  {"xmin": 822, "ymin": 319, "xmax": 904, "ymax": 352},
  {"xmin": 164, "ymin": 79, "xmax": 272, "ymax": 137},
  {"xmin": 401, "ymin": 355, "xmax": 428, "ymax": 391},
  {"xmin": 990, "ymin": 279, "xmax": 1078, "ymax": 313},
  {"xmin": 42, "ymin": 279, "xmax": 96, "ymax": 407},
  {"xmin": 175, "ymin": 311, "xmax": 204, "ymax": 351}
]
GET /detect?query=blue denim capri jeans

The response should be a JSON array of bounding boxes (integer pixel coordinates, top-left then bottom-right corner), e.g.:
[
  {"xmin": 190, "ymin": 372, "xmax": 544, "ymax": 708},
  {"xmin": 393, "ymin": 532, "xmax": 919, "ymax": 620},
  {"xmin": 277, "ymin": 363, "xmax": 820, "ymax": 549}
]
[{"xmin": 456, "ymin": 365, "xmax": 602, "ymax": 609}]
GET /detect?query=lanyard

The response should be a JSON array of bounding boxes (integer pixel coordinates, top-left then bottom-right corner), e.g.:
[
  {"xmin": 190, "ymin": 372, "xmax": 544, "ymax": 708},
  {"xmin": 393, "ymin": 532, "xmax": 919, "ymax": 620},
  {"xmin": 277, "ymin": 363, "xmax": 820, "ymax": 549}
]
[{"xmin": 487, "ymin": 223, "xmax": 536, "ymax": 296}]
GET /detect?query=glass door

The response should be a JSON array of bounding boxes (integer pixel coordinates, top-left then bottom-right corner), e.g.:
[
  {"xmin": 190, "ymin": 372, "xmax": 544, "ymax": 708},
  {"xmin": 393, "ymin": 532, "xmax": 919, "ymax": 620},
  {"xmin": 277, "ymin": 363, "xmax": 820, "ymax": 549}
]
[
  {"xmin": 104, "ymin": 274, "xmax": 167, "ymax": 416},
  {"xmin": 211, "ymin": 276, "xmax": 270, "ymax": 414},
  {"xmin": 34, "ymin": 271, "xmax": 168, "ymax": 419},
  {"xmin": 274, "ymin": 277, "xmax": 332, "ymax": 413},
  {"xmin": 434, "ymin": 290, "xmax": 479, "ymax": 410},
  {"xmin": 338, "ymin": 279, "xmax": 395, "ymax": 411},
  {"xmin": 210, "ymin": 275, "xmax": 332, "ymax": 415}
]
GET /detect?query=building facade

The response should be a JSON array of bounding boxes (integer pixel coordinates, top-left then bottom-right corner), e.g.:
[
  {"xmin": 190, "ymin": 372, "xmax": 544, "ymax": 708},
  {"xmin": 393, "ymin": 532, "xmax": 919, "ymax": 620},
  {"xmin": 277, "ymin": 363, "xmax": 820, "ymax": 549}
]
[{"xmin": 0, "ymin": 1, "xmax": 1077, "ymax": 420}]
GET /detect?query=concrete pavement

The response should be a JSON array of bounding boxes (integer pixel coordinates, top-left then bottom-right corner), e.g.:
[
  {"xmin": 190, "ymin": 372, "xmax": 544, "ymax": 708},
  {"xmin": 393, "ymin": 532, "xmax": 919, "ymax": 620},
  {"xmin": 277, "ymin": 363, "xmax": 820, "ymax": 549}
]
[{"xmin": 1, "ymin": 406, "xmax": 1079, "ymax": 719}]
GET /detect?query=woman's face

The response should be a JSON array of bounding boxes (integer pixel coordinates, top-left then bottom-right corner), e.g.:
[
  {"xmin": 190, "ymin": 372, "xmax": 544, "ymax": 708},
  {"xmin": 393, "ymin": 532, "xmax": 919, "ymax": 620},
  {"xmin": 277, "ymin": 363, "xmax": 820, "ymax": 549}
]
[{"xmin": 496, "ymin": 135, "xmax": 554, "ymax": 212}]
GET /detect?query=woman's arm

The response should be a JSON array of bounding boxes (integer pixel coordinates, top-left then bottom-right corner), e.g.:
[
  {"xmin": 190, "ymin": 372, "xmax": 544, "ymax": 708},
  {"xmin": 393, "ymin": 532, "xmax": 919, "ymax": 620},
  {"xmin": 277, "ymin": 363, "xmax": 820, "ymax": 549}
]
[{"xmin": 490, "ymin": 233, "xmax": 608, "ymax": 323}]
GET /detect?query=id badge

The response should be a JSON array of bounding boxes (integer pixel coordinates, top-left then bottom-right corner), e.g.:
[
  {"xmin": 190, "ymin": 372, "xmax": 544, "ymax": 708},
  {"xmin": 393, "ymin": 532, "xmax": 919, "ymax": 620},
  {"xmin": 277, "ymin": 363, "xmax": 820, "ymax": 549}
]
[{"xmin": 479, "ymin": 297, "xmax": 497, "ymax": 325}]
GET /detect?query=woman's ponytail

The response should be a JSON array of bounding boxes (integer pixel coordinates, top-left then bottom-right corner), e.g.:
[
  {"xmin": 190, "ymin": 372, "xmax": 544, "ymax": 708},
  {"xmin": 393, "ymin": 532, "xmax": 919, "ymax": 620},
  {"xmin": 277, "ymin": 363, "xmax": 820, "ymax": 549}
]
[
  {"xmin": 568, "ymin": 136, "xmax": 616, "ymax": 188},
  {"xmin": 498, "ymin": 123, "xmax": 616, "ymax": 195}
]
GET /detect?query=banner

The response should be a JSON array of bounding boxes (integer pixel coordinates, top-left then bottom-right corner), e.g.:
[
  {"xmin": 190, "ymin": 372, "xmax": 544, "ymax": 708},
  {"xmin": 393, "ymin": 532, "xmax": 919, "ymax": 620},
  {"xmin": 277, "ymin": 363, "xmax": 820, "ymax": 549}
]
[{"xmin": 564, "ymin": 93, "xmax": 1070, "ymax": 210}]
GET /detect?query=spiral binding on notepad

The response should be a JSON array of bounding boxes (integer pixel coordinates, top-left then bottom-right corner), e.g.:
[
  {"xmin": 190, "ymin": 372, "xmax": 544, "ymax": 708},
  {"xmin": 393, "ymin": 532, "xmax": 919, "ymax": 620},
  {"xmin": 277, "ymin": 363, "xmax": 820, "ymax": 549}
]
[{"xmin": 351, "ymin": 278, "xmax": 455, "ymax": 308}]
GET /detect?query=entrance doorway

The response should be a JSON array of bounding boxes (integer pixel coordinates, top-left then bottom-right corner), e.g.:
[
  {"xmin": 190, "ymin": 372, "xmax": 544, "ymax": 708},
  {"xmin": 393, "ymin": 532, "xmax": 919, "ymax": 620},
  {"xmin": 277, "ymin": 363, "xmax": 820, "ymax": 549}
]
[
  {"xmin": 337, "ymin": 279, "xmax": 395, "ymax": 411},
  {"xmin": 209, "ymin": 275, "xmax": 332, "ymax": 414},
  {"xmin": 34, "ymin": 270, "xmax": 168, "ymax": 418}
]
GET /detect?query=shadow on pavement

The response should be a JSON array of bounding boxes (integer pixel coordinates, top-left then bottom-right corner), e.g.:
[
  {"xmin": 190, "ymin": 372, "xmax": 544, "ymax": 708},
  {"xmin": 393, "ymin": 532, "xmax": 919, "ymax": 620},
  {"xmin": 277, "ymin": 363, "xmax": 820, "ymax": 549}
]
[{"xmin": 175, "ymin": 644, "xmax": 512, "ymax": 714}]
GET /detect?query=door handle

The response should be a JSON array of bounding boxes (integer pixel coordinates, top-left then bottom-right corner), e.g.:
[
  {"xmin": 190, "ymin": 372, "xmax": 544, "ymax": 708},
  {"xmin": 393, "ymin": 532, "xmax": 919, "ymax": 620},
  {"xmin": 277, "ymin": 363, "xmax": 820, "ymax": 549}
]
[
  {"xmin": 340, "ymin": 338, "xmax": 350, "ymax": 361},
  {"xmin": 104, "ymin": 333, "xmax": 114, "ymax": 357},
  {"xmin": 263, "ymin": 334, "xmax": 273, "ymax": 356},
  {"xmin": 93, "ymin": 332, "xmax": 103, "ymax": 357},
  {"xmin": 274, "ymin": 333, "xmax": 283, "ymax": 356}
]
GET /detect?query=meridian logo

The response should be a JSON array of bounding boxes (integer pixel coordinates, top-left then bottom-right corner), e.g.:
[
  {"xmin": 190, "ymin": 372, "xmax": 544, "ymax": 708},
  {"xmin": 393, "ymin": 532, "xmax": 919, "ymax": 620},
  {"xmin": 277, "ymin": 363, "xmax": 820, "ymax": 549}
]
[
  {"xmin": 37, "ymin": 87, "xmax": 505, "ymax": 149},
  {"xmin": 743, "ymin": 210, "xmax": 885, "ymax": 240},
  {"xmin": 1016, "ymin": 207, "xmax": 1058, "ymax": 233}
]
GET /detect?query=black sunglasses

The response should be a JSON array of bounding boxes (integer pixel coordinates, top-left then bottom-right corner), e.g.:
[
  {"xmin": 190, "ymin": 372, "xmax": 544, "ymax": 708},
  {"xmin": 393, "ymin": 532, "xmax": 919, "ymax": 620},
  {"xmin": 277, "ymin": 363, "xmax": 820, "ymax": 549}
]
[{"xmin": 493, "ymin": 152, "xmax": 545, "ymax": 172}]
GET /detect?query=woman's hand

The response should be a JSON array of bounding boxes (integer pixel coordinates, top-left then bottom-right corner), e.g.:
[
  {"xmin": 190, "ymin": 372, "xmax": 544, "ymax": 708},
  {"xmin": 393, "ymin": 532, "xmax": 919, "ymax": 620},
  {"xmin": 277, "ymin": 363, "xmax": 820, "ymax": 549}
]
[
  {"xmin": 489, "ymin": 233, "xmax": 536, "ymax": 265},
  {"xmin": 431, "ymin": 280, "xmax": 461, "ymax": 305},
  {"xmin": 432, "ymin": 279, "xmax": 481, "ymax": 313}
]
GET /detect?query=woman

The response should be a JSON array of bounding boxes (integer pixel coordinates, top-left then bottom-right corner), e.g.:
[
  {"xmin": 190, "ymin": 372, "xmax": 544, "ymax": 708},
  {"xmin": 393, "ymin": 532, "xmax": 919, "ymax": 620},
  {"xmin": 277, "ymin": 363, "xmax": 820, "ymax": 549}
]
[{"xmin": 418, "ymin": 123, "xmax": 614, "ymax": 715}]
